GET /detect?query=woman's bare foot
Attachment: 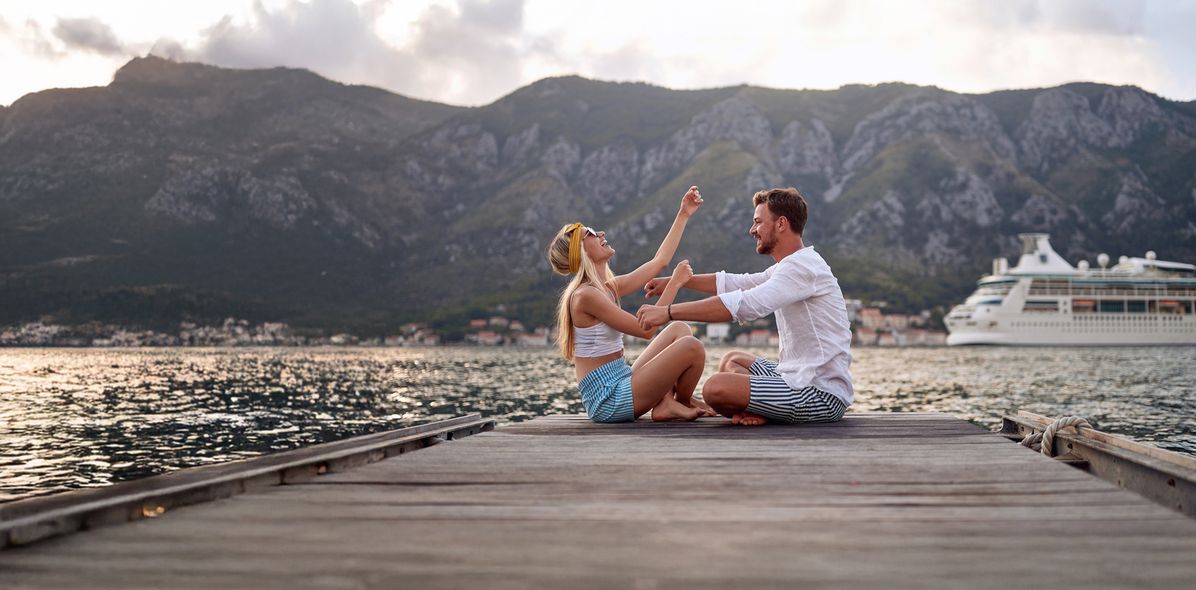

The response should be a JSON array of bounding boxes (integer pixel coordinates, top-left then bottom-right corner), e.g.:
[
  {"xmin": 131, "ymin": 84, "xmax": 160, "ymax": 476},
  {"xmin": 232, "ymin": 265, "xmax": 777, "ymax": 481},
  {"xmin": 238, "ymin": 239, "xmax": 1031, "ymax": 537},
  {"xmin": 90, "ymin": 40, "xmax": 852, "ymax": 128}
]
[
  {"xmin": 731, "ymin": 412, "xmax": 768, "ymax": 426},
  {"xmin": 677, "ymin": 394, "xmax": 717, "ymax": 417},
  {"xmin": 651, "ymin": 395, "xmax": 704, "ymax": 422}
]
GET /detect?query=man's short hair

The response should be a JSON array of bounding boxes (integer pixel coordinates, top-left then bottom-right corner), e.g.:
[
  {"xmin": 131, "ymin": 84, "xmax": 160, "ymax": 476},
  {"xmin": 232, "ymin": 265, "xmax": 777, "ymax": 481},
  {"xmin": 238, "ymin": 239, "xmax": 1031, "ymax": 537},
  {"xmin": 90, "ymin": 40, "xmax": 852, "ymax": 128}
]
[{"xmin": 752, "ymin": 187, "xmax": 808, "ymax": 235}]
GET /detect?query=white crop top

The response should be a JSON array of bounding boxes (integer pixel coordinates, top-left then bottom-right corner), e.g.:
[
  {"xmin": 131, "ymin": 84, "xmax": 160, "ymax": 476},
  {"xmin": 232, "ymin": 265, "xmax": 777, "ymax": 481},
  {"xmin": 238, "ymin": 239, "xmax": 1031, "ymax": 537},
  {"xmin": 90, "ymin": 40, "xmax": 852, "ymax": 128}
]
[{"xmin": 573, "ymin": 321, "xmax": 624, "ymax": 358}]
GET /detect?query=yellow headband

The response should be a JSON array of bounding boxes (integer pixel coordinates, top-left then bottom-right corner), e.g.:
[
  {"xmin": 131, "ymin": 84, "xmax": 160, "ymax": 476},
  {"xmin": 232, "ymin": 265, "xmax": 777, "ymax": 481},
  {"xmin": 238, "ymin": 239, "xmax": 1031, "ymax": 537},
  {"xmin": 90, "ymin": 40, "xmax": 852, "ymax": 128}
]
[{"xmin": 566, "ymin": 222, "xmax": 584, "ymax": 273}]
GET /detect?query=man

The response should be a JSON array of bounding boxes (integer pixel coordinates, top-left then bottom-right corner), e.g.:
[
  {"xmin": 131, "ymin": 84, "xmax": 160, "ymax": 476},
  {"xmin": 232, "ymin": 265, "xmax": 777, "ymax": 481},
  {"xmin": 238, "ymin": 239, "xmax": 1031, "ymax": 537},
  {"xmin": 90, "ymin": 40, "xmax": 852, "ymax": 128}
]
[{"xmin": 636, "ymin": 187, "xmax": 852, "ymax": 426}]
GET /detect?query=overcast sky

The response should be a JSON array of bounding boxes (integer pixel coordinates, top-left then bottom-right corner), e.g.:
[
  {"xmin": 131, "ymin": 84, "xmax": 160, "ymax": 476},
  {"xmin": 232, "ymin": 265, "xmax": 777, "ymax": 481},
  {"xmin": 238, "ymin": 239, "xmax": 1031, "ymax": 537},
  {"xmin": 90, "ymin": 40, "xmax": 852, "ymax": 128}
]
[{"xmin": 2, "ymin": 0, "xmax": 1195, "ymax": 107}]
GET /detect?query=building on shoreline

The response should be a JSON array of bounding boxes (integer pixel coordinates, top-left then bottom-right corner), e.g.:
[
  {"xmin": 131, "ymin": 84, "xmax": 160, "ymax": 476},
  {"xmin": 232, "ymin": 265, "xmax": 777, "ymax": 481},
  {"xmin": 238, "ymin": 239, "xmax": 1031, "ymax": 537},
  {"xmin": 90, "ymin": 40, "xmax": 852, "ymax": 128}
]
[
  {"xmin": 463, "ymin": 316, "xmax": 551, "ymax": 347},
  {"xmin": 1, "ymin": 305, "xmax": 944, "ymax": 348},
  {"xmin": 853, "ymin": 307, "xmax": 947, "ymax": 346}
]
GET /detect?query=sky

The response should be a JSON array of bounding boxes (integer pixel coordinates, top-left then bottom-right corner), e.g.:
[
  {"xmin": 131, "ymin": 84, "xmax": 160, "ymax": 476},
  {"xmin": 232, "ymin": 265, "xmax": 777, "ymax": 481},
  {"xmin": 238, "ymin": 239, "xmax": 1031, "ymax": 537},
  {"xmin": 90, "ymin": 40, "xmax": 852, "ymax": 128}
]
[{"xmin": 2, "ymin": 0, "xmax": 1195, "ymax": 107}]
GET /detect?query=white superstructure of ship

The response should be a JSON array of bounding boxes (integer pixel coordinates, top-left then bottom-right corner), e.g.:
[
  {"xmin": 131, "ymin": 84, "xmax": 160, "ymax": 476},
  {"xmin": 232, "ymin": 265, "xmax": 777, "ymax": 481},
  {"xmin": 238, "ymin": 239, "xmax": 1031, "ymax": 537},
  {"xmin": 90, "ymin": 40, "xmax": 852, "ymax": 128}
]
[{"xmin": 945, "ymin": 234, "xmax": 1196, "ymax": 345}]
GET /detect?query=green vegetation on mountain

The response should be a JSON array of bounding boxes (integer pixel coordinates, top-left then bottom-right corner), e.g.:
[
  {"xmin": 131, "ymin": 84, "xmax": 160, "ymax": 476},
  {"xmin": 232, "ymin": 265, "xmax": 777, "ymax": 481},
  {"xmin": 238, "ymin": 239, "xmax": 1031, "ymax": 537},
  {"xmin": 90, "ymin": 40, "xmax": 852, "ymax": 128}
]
[{"xmin": 2, "ymin": 57, "xmax": 1194, "ymax": 335}]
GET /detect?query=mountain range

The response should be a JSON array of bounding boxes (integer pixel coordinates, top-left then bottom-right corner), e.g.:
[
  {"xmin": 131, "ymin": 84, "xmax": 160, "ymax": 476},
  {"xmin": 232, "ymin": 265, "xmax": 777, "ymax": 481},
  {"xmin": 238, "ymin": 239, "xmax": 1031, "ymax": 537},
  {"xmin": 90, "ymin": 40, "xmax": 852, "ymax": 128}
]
[{"xmin": 2, "ymin": 56, "xmax": 1195, "ymax": 335}]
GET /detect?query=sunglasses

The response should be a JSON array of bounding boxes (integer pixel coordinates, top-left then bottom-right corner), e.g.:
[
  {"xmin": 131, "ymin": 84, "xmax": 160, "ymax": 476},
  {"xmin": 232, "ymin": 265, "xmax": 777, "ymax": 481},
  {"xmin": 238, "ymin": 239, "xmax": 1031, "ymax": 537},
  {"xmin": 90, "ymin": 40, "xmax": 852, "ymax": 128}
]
[{"xmin": 580, "ymin": 226, "xmax": 599, "ymax": 238}]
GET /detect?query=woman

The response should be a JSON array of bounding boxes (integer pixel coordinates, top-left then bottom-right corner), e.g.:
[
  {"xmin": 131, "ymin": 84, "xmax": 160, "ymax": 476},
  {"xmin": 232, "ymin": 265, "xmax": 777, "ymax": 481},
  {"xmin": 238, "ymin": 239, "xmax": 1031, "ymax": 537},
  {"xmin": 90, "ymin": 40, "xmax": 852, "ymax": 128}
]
[{"xmin": 546, "ymin": 186, "xmax": 713, "ymax": 422}]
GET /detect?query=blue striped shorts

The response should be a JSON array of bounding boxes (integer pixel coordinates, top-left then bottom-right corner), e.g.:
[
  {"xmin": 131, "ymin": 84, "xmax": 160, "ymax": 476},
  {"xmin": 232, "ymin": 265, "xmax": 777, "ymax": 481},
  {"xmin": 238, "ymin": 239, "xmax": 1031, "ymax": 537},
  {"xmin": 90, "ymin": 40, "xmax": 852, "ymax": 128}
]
[
  {"xmin": 747, "ymin": 358, "xmax": 848, "ymax": 424},
  {"xmin": 578, "ymin": 358, "xmax": 636, "ymax": 423}
]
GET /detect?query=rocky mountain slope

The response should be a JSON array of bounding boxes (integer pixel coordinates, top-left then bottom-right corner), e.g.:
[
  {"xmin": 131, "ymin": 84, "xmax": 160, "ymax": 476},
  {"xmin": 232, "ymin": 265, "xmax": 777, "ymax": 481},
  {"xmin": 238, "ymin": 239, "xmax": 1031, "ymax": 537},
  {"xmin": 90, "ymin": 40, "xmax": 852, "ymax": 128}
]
[{"xmin": 2, "ymin": 57, "xmax": 1194, "ymax": 333}]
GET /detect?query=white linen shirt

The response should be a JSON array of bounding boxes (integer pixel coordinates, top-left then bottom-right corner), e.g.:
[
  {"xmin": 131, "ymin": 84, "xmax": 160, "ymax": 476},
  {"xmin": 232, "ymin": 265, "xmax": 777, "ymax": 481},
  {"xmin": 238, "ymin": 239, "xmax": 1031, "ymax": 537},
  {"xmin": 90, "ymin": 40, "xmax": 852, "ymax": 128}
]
[{"xmin": 716, "ymin": 246, "xmax": 854, "ymax": 405}]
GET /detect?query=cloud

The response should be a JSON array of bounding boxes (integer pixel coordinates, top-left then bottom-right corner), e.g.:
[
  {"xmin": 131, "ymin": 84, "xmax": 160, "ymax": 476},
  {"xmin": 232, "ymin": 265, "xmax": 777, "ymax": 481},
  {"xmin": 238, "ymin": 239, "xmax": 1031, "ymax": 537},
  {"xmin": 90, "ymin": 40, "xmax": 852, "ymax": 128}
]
[
  {"xmin": 906, "ymin": 0, "xmax": 1164, "ymax": 96},
  {"xmin": 155, "ymin": 0, "xmax": 538, "ymax": 105},
  {"xmin": 525, "ymin": 0, "xmax": 1170, "ymax": 101},
  {"xmin": 148, "ymin": 38, "xmax": 189, "ymax": 62},
  {"xmin": 197, "ymin": 0, "xmax": 389, "ymax": 71},
  {"xmin": 397, "ymin": 0, "xmax": 531, "ymax": 102},
  {"xmin": 10, "ymin": 0, "xmax": 1180, "ymax": 107},
  {"xmin": 950, "ymin": 0, "xmax": 1147, "ymax": 36},
  {"xmin": 52, "ymin": 17, "xmax": 128, "ymax": 56},
  {"xmin": 1, "ymin": 15, "xmax": 130, "ymax": 63},
  {"xmin": 8, "ymin": 18, "xmax": 65, "ymax": 60},
  {"xmin": 1040, "ymin": 0, "xmax": 1147, "ymax": 37}
]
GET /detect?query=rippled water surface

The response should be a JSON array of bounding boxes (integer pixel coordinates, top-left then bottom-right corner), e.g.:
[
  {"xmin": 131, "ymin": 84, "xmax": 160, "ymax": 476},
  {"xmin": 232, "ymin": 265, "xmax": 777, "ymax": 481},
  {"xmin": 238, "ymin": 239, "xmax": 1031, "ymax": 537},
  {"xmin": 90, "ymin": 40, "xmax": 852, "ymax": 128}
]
[{"xmin": 2, "ymin": 346, "xmax": 1193, "ymax": 502}]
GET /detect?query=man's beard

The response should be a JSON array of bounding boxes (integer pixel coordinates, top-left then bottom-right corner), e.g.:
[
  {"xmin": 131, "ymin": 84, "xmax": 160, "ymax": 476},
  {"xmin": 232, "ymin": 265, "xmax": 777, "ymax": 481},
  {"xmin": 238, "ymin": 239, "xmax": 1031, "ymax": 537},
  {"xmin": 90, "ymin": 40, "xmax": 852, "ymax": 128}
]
[{"xmin": 755, "ymin": 235, "xmax": 776, "ymax": 255}]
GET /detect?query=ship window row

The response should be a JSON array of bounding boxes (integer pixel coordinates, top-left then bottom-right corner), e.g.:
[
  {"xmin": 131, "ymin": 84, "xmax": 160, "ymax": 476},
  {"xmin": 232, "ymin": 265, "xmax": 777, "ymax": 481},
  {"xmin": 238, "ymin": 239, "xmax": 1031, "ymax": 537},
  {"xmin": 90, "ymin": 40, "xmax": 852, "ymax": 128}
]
[
  {"xmin": 1019, "ymin": 305, "xmax": 1192, "ymax": 314},
  {"xmin": 1062, "ymin": 325, "xmax": 1191, "ymax": 330},
  {"xmin": 1010, "ymin": 321, "xmax": 1192, "ymax": 331},
  {"xmin": 1011, "ymin": 312, "xmax": 1188, "ymax": 321},
  {"xmin": 1028, "ymin": 285, "xmax": 1196, "ymax": 297},
  {"xmin": 1012, "ymin": 327, "xmax": 1195, "ymax": 333},
  {"xmin": 1069, "ymin": 299, "xmax": 1192, "ymax": 314},
  {"xmin": 1072, "ymin": 314, "xmax": 1186, "ymax": 321}
]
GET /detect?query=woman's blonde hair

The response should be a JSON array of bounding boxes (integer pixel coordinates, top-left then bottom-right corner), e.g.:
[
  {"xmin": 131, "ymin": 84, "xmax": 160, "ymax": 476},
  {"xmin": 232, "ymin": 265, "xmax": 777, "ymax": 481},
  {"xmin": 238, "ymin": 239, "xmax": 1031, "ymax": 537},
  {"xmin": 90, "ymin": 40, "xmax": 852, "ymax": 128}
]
[{"xmin": 546, "ymin": 223, "xmax": 617, "ymax": 360}]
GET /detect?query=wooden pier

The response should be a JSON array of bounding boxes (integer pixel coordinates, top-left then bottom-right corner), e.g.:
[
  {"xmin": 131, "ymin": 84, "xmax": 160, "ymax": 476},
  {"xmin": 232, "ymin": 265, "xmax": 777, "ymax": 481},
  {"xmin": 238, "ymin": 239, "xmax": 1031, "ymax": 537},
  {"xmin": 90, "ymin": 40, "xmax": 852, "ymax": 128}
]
[{"xmin": 3, "ymin": 412, "xmax": 1196, "ymax": 589}]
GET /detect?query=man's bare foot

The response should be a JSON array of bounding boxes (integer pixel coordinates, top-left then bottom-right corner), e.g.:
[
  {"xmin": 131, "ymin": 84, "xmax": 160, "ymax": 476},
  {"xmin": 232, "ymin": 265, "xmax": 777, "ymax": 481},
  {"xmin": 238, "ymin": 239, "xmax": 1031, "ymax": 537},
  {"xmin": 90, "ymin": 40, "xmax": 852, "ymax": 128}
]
[
  {"xmin": 651, "ymin": 396, "xmax": 704, "ymax": 422},
  {"xmin": 731, "ymin": 412, "xmax": 768, "ymax": 426}
]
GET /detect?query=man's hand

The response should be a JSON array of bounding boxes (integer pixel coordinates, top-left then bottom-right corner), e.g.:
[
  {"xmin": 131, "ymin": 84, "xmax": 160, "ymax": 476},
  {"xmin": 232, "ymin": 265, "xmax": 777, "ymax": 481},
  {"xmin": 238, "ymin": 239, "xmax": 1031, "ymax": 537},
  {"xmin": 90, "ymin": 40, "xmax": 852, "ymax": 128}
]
[
  {"xmin": 636, "ymin": 304, "xmax": 670, "ymax": 330},
  {"xmin": 679, "ymin": 186, "xmax": 703, "ymax": 218},
  {"xmin": 643, "ymin": 277, "xmax": 669, "ymax": 298}
]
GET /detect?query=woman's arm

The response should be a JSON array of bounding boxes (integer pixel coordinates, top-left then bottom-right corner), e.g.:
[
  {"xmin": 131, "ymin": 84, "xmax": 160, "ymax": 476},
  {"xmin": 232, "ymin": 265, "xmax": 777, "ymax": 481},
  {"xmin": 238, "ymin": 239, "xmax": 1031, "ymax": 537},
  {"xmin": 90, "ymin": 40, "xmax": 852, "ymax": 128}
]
[
  {"xmin": 574, "ymin": 286, "xmax": 661, "ymax": 340},
  {"xmin": 649, "ymin": 260, "xmax": 692, "ymax": 312},
  {"xmin": 588, "ymin": 261, "xmax": 691, "ymax": 338},
  {"xmin": 613, "ymin": 186, "xmax": 703, "ymax": 296}
]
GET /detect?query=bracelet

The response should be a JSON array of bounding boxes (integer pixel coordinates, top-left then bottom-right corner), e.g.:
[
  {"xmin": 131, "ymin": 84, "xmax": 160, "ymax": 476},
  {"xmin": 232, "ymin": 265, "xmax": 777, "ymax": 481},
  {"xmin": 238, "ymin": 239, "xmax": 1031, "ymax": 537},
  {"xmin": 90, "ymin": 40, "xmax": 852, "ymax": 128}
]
[{"xmin": 667, "ymin": 304, "xmax": 673, "ymax": 321}]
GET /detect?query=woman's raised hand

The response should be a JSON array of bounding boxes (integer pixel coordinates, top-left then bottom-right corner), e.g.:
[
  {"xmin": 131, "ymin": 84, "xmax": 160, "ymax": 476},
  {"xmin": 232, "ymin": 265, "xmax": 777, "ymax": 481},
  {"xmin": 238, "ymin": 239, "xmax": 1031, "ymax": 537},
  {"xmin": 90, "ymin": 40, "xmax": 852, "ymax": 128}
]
[
  {"xmin": 671, "ymin": 259, "xmax": 693, "ymax": 284},
  {"xmin": 679, "ymin": 186, "xmax": 703, "ymax": 218}
]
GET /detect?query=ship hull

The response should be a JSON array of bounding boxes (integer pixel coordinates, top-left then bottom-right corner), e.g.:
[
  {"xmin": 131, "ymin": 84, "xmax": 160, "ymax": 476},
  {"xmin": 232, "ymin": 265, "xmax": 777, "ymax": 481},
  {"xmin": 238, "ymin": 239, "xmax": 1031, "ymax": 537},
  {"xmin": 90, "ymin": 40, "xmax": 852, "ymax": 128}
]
[{"xmin": 946, "ymin": 315, "xmax": 1196, "ymax": 346}]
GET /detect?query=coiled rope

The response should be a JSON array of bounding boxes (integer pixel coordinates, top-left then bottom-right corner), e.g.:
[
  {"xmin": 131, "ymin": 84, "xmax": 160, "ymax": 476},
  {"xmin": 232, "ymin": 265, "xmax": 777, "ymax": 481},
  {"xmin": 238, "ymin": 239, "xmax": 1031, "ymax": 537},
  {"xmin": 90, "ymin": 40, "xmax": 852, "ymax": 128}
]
[{"xmin": 1019, "ymin": 415, "xmax": 1092, "ymax": 457}]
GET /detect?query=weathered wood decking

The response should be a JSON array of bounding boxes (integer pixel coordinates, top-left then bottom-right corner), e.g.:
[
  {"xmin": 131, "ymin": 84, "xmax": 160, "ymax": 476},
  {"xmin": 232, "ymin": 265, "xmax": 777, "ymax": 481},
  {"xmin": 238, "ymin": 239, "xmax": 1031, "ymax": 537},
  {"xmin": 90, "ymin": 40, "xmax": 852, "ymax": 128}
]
[{"xmin": 3, "ymin": 412, "xmax": 1196, "ymax": 589}]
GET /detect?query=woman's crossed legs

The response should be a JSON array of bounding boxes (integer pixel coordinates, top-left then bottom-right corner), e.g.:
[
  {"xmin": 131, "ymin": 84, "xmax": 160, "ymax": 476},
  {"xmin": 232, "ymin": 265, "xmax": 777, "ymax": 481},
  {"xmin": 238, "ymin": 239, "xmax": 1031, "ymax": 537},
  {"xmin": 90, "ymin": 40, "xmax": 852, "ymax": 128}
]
[{"xmin": 629, "ymin": 322, "xmax": 712, "ymax": 421}]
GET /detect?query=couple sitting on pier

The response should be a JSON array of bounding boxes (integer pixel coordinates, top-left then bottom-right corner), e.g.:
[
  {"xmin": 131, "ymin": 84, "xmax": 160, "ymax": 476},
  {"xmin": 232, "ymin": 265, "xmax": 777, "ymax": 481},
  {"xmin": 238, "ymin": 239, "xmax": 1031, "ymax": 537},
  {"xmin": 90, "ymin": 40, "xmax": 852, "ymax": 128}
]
[{"xmin": 546, "ymin": 185, "xmax": 853, "ymax": 426}]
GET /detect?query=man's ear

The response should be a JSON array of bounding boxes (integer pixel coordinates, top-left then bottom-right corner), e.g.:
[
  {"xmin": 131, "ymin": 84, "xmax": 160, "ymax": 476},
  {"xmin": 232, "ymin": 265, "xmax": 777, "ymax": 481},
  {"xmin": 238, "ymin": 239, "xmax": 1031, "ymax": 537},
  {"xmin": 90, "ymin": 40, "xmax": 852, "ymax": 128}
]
[{"xmin": 776, "ymin": 215, "xmax": 788, "ymax": 234}]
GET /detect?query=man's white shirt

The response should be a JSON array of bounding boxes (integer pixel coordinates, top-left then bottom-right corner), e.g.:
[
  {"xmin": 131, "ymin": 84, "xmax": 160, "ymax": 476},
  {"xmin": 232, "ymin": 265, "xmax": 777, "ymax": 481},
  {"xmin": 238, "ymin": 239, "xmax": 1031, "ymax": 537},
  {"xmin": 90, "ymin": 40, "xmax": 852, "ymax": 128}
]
[{"xmin": 716, "ymin": 246, "xmax": 854, "ymax": 405}]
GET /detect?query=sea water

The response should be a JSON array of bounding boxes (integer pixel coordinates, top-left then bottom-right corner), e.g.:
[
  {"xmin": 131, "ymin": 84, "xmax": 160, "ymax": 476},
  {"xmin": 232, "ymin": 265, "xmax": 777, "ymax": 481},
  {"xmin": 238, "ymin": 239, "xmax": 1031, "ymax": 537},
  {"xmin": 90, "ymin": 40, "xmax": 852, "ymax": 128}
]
[{"xmin": 1, "ymin": 345, "xmax": 1193, "ymax": 502}]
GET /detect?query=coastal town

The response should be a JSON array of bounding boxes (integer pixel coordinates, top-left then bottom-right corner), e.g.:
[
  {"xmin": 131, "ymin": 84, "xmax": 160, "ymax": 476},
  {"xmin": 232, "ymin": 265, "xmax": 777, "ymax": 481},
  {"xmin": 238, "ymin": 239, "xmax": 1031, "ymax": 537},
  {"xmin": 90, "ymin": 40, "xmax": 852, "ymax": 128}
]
[{"xmin": 0, "ymin": 300, "xmax": 946, "ymax": 348}]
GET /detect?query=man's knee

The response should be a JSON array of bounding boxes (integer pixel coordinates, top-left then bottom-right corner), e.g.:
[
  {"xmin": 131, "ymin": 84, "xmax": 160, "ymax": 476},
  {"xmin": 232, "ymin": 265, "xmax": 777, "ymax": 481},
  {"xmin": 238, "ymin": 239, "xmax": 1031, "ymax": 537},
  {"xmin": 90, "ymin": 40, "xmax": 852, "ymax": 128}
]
[
  {"xmin": 702, "ymin": 373, "xmax": 748, "ymax": 410},
  {"xmin": 716, "ymin": 351, "xmax": 738, "ymax": 371},
  {"xmin": 718, "ymin": 350, "xmax": 754, "ymax": 373},
  {"xmin": 702, "ymin": 374, "xmax": 730, "ymax": 405}
]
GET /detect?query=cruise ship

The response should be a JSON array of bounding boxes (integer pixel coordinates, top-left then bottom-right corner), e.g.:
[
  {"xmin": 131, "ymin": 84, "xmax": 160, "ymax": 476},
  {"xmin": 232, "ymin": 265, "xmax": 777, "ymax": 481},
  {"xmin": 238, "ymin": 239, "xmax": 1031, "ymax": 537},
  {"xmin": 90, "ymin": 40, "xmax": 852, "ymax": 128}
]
[{"xmin": 945, "ymin": 234, "xmax": 1196, "ymax": 345}]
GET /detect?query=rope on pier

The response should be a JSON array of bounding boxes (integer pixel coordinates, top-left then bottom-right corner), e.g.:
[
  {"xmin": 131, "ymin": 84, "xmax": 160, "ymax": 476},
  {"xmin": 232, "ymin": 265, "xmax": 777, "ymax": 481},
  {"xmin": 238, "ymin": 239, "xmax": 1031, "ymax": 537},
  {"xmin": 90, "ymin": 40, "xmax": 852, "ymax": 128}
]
[{"xmin": 1019, "ymin": 416, "xmax": 1092, "ymax": 457}]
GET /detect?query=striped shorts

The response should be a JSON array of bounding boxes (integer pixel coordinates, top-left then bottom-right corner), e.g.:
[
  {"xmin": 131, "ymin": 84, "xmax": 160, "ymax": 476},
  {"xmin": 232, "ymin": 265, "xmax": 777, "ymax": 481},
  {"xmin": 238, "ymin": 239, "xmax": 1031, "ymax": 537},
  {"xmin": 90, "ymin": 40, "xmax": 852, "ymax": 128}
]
[
  {"xmin": 747, "ymin": 358, "xmax": 848, "ymax": 424},
  {"xmin": 577, "ymin": 358, "xmax": 636, "ymax": 423}
]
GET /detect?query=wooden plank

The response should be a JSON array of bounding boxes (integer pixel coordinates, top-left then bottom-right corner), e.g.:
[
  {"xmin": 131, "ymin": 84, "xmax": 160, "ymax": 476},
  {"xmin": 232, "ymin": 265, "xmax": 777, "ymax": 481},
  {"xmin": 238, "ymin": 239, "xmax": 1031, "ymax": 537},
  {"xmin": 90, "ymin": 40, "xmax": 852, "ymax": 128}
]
[
  {"xmin": 1003, "ymin": 412, "xmax": 1196, "ymax": 518},
  {"xmin": 1014, "ymin": 410, "xmax": 1196, "ymax": 470},
  {"xmin": 0, "ymin": 414, "xmax": 494, "ymax": 547},
  {"xmin": 1, "ymin": 412, "xmax": 1194, "ymax": 590}
]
